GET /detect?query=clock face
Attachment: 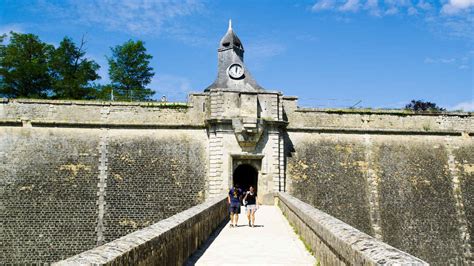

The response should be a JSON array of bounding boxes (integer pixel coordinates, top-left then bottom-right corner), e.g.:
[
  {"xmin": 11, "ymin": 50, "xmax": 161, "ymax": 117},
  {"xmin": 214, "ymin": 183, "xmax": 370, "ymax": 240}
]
[{"xmin": 227, "ymin": 63, "xmax": 244, "ymax": 79}]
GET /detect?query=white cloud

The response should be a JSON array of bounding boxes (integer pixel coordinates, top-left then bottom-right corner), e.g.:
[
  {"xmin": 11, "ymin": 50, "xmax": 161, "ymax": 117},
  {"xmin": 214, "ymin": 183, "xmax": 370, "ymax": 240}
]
[
  {"xmin": 39, "ymin": 0, "xmax": 204, "ymax": 36},
  {"xmin": 408, "ymin": 6, "xmax": 418, "ymax": 15},
  {"xmin": 424, "ymin": 54, "xmax": 472, "ymax": 69},
  {"xmin": 340, "ymin": 0, "xmax": 360, "ymax": 12},
  {"xmin": 310, "ymin": 0, "xmax": 474, "ymax": 17},
  {"xmin": 309, "ymin": 0, "xmax": 474, "ymax": 40},
  {"xmin": 311, "ymin": 0, "xmax": 415, "ymax": 16},
  {"xmin": 417, "ymin": 0, "xmax": 432, "ymax": 10},
  {"xmin": 364, "ymin": 0, "xmax": 381, "ymax": 16},
  {"xmin": 442, "ymin": 0, "xmax": 474, "ymax": 14},
  {"xmin": 424, "ymin": 57, "xmax": 456, "ymax": 64},
  {"xmin": 385, "ymin": 6, "xmax": 399, "ymax": 15},
  {"xmin": 450, "ymin": 100, "xmax": 474, "ymax": 111},
  {"xmin": 312, "ymin": 0, "xmax": 337, "ymax": 11}
]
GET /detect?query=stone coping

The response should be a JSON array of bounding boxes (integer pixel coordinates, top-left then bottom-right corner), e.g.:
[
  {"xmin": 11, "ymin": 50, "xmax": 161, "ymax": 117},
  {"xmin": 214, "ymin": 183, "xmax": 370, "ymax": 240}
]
[
  {"xmin": 277, "ymin": 192, "xmax": 429, "ymax": 265},
  {"xmin": 1, "ymin": 98, "xmax": 190, "ymax": 108},
  {"xmin": 53, "ymin": 195, "xmax": 227, "ymax": 265},
  {"xmin": 207, "ymin": 88, "xmax": 282, "ymax": 95},
  {"xmin": 0, "ymin": 119, "xmax": 206, "ymax": 129},
  {"xmin": 286, "ymin": 126, "xmax": 470, "ymax": 136},
  {"xmin": 295, "ymin": 107, "xmax": 472, "ymax": 117}
]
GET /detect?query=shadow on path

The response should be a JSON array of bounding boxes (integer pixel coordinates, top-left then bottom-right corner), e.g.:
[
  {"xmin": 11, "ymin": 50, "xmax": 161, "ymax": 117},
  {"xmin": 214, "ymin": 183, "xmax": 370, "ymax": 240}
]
[{"xmin": 185, "ymin": 218, "xmax": 229, "ymax": 265}]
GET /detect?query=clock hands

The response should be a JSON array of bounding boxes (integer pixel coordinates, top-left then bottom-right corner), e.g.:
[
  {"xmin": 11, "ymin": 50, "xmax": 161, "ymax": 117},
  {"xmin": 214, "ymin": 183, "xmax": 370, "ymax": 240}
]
[{"xmin": 227, "ymin": 63, "xmax": 244, "ymax": 79}]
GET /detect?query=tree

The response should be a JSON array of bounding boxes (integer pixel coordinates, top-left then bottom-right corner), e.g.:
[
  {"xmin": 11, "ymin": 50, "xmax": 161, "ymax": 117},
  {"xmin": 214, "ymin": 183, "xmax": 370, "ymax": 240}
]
[
  {"xmin": 405, "ymin": 100, "xmax": 445, "ymax": 112},
  {"xmin": 107, "ymin": 40, "xmax": 155, "ymax": 101},
  {"xmin": 88, "ymin": 83, "xmax": 115, "ymax": 100},
  {"xmin": 50, "ymin": 36, "xmax": 100, "ymax": 99},
  {"xmin": 0, "ymin": 32, "xmax": 54, "ymax": 98},
  {"xmin": 0, "ymin": 34, "xmax": 6, "ymax": 91},
  {"xmin": 0, "ymin": 34, "xmax": 5, "ymax": 56}
]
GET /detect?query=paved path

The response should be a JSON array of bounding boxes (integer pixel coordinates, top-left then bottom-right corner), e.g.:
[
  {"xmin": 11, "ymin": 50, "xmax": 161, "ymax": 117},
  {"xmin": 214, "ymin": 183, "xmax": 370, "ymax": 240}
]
[{"xmin": 187, "ymin": 205, "xmax": 316, "ymax": 266}]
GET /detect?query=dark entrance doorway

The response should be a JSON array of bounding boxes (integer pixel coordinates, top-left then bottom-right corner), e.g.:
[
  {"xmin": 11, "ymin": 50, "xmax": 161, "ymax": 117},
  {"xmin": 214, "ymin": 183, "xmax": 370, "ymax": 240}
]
[{"xmin": 233, "ymin": 164, "xmax": 258, "ymax": 192}]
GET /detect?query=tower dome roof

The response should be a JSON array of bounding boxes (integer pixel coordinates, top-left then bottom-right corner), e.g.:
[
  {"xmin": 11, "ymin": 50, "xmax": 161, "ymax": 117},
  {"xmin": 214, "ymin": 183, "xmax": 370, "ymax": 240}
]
[
  {"xmin": 204, "ymin": 20, "xmax": 264, "ymax": 92},
  {"xmin": 219, "ymin": 20, "xmax": 243, "ymax": 50}
]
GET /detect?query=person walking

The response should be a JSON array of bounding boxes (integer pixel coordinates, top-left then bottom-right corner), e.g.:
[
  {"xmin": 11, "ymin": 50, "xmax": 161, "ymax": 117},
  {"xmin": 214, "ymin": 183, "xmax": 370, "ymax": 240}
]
[
  {"xmin": 243, "ymin": 186, "xmax": 258, "ymax": 227},
  {"xmin": 227, "ymin": 184, "xmax": 242, "ymax": 227}
]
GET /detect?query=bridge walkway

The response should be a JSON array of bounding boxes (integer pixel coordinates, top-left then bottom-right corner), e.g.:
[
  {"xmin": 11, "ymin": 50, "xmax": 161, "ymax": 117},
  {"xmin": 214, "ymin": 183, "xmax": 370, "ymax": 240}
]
[{"xmin": 186, "ymin": 205, "xmax": 317, "ymax": 266}]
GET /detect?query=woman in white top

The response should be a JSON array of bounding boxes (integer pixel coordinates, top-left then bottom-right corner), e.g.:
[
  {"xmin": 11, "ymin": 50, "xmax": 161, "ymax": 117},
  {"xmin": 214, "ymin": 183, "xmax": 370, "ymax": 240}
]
[{"xmin": 243, "ymin": 186, "xmax": 259, "ymax": 227}]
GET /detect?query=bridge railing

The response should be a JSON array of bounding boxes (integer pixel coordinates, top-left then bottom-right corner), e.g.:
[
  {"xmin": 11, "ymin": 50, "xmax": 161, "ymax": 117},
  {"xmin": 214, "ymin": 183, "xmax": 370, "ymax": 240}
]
[
  {"xmin": 54, "ymin": 195, "xmax": 228, "ymax": 266},
  {"xmin": 276, "ymin": 192, "xmax": 429, "ymax": 265}
]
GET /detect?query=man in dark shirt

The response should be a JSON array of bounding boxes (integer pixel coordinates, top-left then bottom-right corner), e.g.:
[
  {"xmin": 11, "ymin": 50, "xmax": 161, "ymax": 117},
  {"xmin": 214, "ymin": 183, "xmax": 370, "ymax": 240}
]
[{"xmin": 227, "ymin": 184, "xmax": 242, "ymax": 227}]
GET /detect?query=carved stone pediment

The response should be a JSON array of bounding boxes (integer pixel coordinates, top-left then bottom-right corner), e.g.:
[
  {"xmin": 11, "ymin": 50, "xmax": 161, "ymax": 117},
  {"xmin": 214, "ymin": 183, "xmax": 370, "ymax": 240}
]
[{"xmin": 232, "ymin": 117, "xmax": 264, "ymax": 149}]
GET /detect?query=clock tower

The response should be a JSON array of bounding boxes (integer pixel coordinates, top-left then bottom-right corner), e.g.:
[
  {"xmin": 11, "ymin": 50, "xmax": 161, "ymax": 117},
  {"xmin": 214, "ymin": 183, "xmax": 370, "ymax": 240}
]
[
  {"xmin": 205, "ymin": 20, "xmax": 264, "ymax": 92},
  {"xmin": 204, "ymin": 21, "xmax": 287, "ymax": 204}
]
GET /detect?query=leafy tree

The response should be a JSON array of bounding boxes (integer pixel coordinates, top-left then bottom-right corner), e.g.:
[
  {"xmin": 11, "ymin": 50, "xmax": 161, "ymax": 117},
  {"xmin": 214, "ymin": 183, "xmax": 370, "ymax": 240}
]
[
  {"xmin": 405, "ymin": 100, "xmax": 445, "ymax": 112},
  {"xmin": 0, "ymin": 32, "xmax": 54, "ymax": 98},
  {"xmin": 107, "ymin": 40, "xmax": 155, "ymax": 101},
  {"xmin": 88, "ymin": 83, "xmax": 115, "ymax": 100},
  {"xmin": 0, "ymin": 34, "xmax": 5, "ymax": 90},
  {"xmin": 0, "ymin": 34, "xmax": 5, "ymax": 56},
  {"xmin": 50, "ymin": 36, "xmax": 100, "ymax": 99}
]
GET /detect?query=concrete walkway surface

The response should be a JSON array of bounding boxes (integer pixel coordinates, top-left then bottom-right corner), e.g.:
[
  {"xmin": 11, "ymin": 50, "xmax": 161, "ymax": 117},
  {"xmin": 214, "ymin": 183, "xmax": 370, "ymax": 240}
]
[{"xmin": 186, "ymin": 205, "xmax": 316, "ymax": 266}]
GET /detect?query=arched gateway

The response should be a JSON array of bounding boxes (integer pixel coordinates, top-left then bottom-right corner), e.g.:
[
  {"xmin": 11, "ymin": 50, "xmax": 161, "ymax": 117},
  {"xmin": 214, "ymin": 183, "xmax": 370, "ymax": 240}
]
[{"xmin": 233, "ymin": 164, "xmax": 258, "ymax": 192}]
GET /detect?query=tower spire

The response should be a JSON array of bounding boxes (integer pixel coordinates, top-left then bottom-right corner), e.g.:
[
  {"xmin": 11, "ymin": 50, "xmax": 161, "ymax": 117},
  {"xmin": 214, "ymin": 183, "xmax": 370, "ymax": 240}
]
[{"xmin": 204, "ymin": 20, "xmax": 264, "ymax": 92}]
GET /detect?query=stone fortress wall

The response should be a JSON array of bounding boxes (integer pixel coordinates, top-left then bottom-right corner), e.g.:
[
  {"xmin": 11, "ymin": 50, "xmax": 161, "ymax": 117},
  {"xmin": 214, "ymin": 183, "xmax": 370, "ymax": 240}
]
[
  {"xmin": 0, "ymin": 97, "xmax": 209, "ymax": 264},
  {"xmin": 1, "ymin": 97, "xmax": 472, "ymax": 264},
  {"xmin": 283, "ymin": 97, "xmax": 473, "ymax": 265}
]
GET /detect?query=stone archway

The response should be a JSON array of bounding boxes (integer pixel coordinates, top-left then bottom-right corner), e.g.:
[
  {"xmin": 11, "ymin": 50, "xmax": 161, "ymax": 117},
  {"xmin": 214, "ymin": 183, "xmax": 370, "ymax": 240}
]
[{"xmin": 233, "ymin": 164, "xmax": 258, "ymax": 193}]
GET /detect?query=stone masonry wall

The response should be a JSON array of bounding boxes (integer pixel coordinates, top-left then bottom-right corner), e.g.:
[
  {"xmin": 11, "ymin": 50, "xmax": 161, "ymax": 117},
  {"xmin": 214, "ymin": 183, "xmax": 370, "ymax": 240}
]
[
  {"xmin": 54, "ymin": 196, "xmax": 228, "ymax": 266},
  {"xmin": 0, "ymin": 127, "xmax": 208, "ymax": 264},
  {"xmin": 287, "ymin": 133, "xmax": 372, "ymax": 235},
  {"xmin": 283, "ymin": 102, "xmax": 473, "ymax": 265},
  {"xmin": 1, "ymin": 127, "xmax": 101, "ymax": 264},
  {"xmin": 286, "ymin": 131, "xmax": 472, "ymax": 265},
  {"xmin": 103, "ymin": 130, "xmax": 208, "ymax": 243}
]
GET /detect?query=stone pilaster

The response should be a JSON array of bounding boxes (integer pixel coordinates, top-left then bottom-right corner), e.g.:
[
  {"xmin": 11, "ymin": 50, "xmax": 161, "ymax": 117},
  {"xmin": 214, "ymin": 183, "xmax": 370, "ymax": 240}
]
[
  {"xmin": 364, "ymin": 135, "xmax": 382, "ymax": 240},
  {"xmin": 95, "ymin": 107, "xmax": 109, "ymax": 246},
  {"xmin": 446, "ymin": 136, "xmax": 472, "ymax": 263},
  {"xmin": 208, "ymin": 128, "xmax": 224, "ymax": 197}
]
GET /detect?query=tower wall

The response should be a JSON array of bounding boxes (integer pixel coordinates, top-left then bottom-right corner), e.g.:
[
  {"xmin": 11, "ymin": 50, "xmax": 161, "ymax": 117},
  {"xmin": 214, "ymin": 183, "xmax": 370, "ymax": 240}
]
[{"xmin": 206, "ymin": 90, "xmax": 286, "ymax": 204}]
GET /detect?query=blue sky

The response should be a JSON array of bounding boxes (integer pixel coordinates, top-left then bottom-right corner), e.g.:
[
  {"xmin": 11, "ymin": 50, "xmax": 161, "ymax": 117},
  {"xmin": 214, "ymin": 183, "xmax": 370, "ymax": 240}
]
[{"xmin": 1, "ymin": 0, "xmax": 473, "ymax": 110}]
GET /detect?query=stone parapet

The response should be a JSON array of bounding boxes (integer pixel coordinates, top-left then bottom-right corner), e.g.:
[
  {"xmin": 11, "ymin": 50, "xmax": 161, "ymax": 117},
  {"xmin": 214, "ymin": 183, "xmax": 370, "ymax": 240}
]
[
  {"xmin": 276, "ymin": 192, "xmax": 428, "ymax": 265},
  {"xmin": 53, "ymin": 195, "xmax": 228, "ymax": 265},
  {"xmin": 0, "ymin": 96, "xmax": 207, "ymax": 127},
  {"xmin": 282, "ymin": 97, "xmax": 473, "ymax": 135}
]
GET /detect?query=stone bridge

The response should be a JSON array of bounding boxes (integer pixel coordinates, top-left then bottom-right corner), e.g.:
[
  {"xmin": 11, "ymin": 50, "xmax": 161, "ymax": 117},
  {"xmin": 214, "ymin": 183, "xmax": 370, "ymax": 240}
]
[
  {"xmin": 2, "ymin": 22, "xmax": 472, "ymax": 265},
  {"xmin": 55, "ymin": 193, "xmax": 427, "ymax": 265}
]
